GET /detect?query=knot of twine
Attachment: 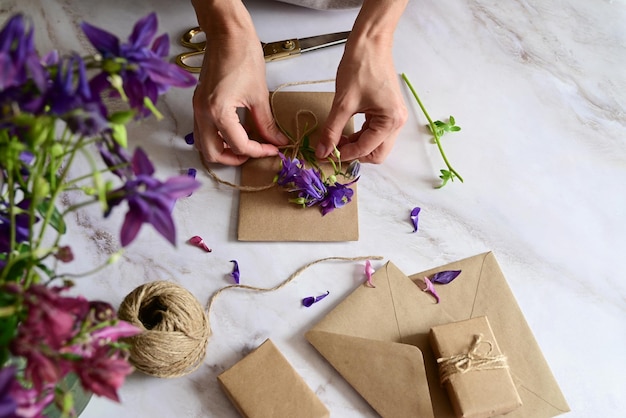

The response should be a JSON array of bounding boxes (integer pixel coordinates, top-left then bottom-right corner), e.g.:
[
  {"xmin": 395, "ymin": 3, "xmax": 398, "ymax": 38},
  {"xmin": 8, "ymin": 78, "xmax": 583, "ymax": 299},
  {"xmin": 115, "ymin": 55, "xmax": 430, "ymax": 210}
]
[
  {"xmin": 437, "ymin": 334, "xmax": 509, "ymax": 384},
  {"xmin": 202, "ymin": 79, "xmax": 334, "ymax": 191},
  {"xmin": 118, "ymin": 281, "xmax": 210, "ymax": 378}
]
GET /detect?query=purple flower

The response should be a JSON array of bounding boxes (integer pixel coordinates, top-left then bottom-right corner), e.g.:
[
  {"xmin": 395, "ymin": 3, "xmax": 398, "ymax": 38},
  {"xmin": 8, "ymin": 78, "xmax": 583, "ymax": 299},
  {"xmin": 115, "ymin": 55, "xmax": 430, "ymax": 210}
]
[
  {"xmin": 107, "ymin": 148, "xmax": 200, "ymax": 246},
  {"xmin": 292, "ymin": 168, "xmax": 327, "ymax": 206},
  {"xmin": 0, "ymin": 14, "xmax": 46, "ymax": 92},
  {"xmin": 319, "ymin": 182, "xmax": 354, "ymax": 216},
  {"xmin": 81, "ymin": 13, "xmax": 196, "ymax": 116},
  {"xmin": 431, "ymin": 270, "xmax": 461, "ymax": 284},
  {"xmin": 184, "ymin": 132, "xmax": 194, "ymax": 145},
  {"xmin": 275, "ymin": 153, "xmax": 302, "ymax": 186},
  {"xmin": 97, "ymin": 136, "xmax": 133, "ymax": 179},
  {"xmin": 0, "ymin": 366, "xmax": 18, "ymax": 417}
]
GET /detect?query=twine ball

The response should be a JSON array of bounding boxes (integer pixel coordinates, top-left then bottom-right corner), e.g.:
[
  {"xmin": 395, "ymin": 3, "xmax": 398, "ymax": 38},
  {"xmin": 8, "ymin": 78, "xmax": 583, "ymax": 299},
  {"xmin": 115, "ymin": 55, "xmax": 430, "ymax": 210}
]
[{"xmin": 118, "ymin": 281, "xmax": 210, "ymax": 378}]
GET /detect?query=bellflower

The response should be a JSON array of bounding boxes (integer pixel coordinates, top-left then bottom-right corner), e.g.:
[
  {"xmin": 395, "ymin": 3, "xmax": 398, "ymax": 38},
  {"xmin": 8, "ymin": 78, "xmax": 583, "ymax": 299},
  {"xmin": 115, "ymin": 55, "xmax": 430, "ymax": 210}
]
[
  {"xmin": 81, "ymin": 12, "xmax": 196, "ymax": 116},
  {"xmin": 107, "ymin": 147, "xmax": 200, "ymax": 246}
]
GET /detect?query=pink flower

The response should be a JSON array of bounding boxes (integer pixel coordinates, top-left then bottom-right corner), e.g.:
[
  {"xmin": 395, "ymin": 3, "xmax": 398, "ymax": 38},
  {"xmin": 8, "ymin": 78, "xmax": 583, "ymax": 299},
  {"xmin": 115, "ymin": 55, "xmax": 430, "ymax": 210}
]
[{"xmin": 73, "ymin": 348, "xmax": 134, "ymax": 402}]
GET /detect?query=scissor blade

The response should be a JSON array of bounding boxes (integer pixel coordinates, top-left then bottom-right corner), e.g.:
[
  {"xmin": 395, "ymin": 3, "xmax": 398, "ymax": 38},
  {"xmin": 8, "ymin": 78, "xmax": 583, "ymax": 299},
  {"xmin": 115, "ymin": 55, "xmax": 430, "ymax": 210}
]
[{"xmin": 298, "ymin": 31, "xmax": 350, "ymax": 53}]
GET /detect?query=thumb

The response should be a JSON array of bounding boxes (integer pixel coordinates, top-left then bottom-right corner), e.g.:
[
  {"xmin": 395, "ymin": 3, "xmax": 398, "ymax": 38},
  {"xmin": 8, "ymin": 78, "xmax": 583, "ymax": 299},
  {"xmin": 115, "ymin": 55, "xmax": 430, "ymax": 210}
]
[{"xmin": 317, "ymin": 101, "xmax": 354, "ymax": 159}]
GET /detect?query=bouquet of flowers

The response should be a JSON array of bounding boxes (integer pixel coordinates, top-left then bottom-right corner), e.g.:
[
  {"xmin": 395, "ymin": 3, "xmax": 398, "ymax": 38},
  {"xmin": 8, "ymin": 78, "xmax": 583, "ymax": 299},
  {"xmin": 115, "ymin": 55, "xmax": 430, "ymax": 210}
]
[{"xmin": 0, "ymin": 12, "xmax": 198, "ymax": 417}]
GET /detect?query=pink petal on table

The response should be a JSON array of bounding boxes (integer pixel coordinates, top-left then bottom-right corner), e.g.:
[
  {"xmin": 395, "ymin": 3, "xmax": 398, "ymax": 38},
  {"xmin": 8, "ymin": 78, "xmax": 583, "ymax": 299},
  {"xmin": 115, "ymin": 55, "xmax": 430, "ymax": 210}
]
[
  {"xmin": 365, "ymin": 260, "xmax": 375, "ymax": 288},
  {"xmin": 422, "ymin": 277, "xmax": 440, "ymax": 303},
  {"xmin": 188, "ymin": 235, "xmax": 211, "ymax": 252}
]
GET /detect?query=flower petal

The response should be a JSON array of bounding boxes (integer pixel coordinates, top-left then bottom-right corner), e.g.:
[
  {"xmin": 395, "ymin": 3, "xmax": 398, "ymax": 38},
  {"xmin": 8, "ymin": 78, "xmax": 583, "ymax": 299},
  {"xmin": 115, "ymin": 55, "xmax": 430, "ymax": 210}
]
[
  {"xmin": 302, "ymin": 291, "xmax": 330, "ymax": 307},
  {"xmin": 410, "ymin": 206, "xmax": 421, "ymax": 232},
  {"xmin": 229, "ymin": 260, "xmax": 240, "ymax": 284},
  {"xmin": 422, "ymin": 277, "xmax": 440, "ymax": 303},
  {"xmin": 364, "ymin": 260, "xmax": 375, "ymax": 288},
  {"xmin": 431, "ymin": 270, "xmax": 461, "ymax": 284},
  {"xmin": 80, "ymin": 21, "xmax": 120, "ymax": 55},
  {"xmin": 184, "ymin": 132, "xmax": 194, "ymax": 145},
  {"xmin": 188, "ymin": 235, "xmax": 211, "ymax": 252}
]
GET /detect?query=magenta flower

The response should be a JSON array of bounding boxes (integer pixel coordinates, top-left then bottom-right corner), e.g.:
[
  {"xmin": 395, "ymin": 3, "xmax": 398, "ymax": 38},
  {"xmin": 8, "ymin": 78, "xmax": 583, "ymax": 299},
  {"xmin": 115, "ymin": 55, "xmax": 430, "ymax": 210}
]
[
  {"xmin": 73, "ymin": 347, "xmax": 134, "ymax": 402},
  {"xmin": 106, "ymin": 148, "xmax": 200, "ymax": 246},
  {"xmin": 364, "ymin": 260, "xmax": 375, "ymax": 288},
  {"xmin": 188, "ymin": 235, "xmax": 211, "ymax": 252},
  {"xmin": 0, "ymin": 366, "xmax": 18, "ymax": 417},
  {"xmin": 80, "ymin": 13, "xmax": 196, "ymax": 116}
]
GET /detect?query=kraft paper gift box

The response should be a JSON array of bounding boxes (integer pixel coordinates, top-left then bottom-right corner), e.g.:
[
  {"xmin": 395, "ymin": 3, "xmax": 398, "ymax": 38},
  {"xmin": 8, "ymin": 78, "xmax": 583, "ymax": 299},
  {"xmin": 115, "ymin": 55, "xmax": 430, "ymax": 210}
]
[
  {"xmin": 238, "ymin": 91, "xmax": 358, "ymax": 242},
  {"xmin": 217, "ymin": 339, "xmax": 329, "ymax": 418},
  {"xmin": 430, "ymin": 316, "xmax": 522, "ymax": 418},
  {"xmin": 306, "ymin": 252, "xmax": 569, "ymax": 418}
]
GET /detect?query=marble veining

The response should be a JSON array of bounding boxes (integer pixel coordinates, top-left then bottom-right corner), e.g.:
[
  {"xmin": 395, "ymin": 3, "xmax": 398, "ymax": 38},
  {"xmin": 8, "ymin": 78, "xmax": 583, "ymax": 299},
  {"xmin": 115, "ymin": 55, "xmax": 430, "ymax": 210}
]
[{"xmin": 2, "ymin": 0, "xmax": 625, "ymax": 417}]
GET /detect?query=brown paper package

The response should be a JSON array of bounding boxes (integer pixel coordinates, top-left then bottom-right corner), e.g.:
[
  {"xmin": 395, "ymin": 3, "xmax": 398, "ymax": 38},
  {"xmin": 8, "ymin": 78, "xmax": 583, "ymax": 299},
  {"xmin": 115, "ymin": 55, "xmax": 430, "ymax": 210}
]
[
  {"xmin": 238, "ymin": 91, "xmax": 358, "ymax": 242},
  {"xmin": 217, "ymin": 339, "xmax": 329, "ymax": 418},
  {"xmin": 430, "ymin": 316, "xmax": 523, "ymax": 418}
]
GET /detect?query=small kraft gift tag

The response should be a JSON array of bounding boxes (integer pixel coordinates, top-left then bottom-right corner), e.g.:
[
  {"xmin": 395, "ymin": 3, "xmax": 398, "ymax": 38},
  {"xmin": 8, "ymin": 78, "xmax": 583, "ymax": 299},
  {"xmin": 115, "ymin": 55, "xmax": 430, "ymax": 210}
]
[{"xmin": 430, "ymin": 316, "xmax": 522, "ymax": 418}]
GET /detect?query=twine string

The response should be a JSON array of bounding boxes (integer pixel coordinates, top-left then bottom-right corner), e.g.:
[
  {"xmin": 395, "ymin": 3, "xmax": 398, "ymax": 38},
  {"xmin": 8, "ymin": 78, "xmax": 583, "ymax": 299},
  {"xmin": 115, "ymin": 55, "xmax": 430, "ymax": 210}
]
[
  {"xmin": 202, "ymin": 79, "xmax": 335, "ymax": 191},
  {"xmin": 437, "ymin": 334, "xmax": 510, "ymax": 384},
  {"xmin": 119, "ymin": 255, "xmax": 383, "ymax": 378}
]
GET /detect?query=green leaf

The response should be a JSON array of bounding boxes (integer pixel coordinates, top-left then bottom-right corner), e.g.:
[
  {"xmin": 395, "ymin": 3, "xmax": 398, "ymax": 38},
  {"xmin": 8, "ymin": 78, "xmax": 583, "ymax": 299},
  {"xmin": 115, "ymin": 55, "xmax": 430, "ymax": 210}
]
[
  {"xmin": 436, "ymin": 169, "xmax": 453, "ymax": 189},
  {"xmin": 37, "ymin": 200, "xmax": 67, "ymax": 234}
]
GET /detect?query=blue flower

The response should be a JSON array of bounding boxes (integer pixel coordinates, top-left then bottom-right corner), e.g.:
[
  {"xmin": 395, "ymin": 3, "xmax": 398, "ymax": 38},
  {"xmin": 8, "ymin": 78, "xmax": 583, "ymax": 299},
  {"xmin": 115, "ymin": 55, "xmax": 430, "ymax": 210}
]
[
  {"xmin": 275, "ymin": 153, "xmax": 302, "ymax": 186},
  {"xmin": 106, "ymin": 148, "xmax": 200, "ymax": 246},
  {"xmin": 81, "ymin": 13, "xmax": 196, "ymax": 116}
]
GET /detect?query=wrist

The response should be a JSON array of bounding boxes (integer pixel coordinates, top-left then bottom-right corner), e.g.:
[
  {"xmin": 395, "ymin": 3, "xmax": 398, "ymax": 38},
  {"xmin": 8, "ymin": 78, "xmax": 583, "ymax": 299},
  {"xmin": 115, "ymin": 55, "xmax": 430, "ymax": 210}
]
[
  {"xmin": 191, "ymin": 0, "xmax": 256, "ymax": 37},
  {"xmin": 350, "ymin": 0, "xmax": 407, "ymax": 45}
]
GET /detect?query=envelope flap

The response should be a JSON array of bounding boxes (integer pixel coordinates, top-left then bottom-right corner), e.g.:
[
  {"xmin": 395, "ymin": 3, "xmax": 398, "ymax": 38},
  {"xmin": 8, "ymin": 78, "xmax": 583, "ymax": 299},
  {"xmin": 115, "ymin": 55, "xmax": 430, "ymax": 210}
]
[
  {"xmin": 306, "ymin": 330, "xmax": 434, "ymax": 418},
  {"xmin": 311, "ymin": 261, "xmax": 426, "ymax": 343},
  {"xmin": 409, "ymin": 252, "xmax": 570, "ymax": 417}
]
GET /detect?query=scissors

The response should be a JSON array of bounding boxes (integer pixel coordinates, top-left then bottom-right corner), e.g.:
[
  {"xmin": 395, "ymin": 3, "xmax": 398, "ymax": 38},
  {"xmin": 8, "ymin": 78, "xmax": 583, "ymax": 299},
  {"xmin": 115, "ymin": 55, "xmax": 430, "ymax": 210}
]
[{"xmin": 175, "ymin": 27, "xmax": 350, "ymax": 73}]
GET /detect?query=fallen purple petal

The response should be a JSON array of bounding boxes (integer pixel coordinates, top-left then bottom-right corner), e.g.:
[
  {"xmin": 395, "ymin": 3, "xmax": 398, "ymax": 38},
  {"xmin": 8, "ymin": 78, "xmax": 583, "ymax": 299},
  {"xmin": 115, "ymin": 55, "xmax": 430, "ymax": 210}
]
[
  {"xmin": 184, "ymin": 132, "xmax": 194, "ymax": 145},
  {"xmin": 410, "ymin": 207, "xmax": 421, "ymax": 232},
  {"xmin": 302, "ymin": 291, "xmax": 330, "ymax": 307},
  {"xmin": 187, "ymin": 168, "xmax": 197, "ymax": 178},
  {"xmin": 431, "ymin": 270, "xmax": 461, "ymax": 284},
  {"xmin": 365, "ymin": 260, "xmax": 375, "ymax": 288},
  {"xmin": 422, "ymin": 277, "xmax": 440, "ymax": 303},
  {"xmin": 188, "ymin": 235, "xmax": 211, "ymax": 252},
  {"xmin": 229, "ymin": 260, "xmax": 240, "ymax": 284}
]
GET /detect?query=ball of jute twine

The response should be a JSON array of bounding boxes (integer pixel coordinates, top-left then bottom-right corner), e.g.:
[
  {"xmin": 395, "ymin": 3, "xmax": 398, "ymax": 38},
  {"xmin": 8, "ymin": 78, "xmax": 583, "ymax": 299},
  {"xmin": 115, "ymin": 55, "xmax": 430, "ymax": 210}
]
[{"xmin": 117, "ymin": 280, "xmax": 210, "ymax": 378}]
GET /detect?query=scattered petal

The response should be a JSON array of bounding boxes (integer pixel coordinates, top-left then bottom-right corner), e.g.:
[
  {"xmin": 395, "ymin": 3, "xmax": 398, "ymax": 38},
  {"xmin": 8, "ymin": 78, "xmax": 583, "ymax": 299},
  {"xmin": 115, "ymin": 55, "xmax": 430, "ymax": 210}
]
[
  {"xmin": 302, "ymin": 291, "xmax": 330, "ymax": 308},
  {"xmin": 184, "ymin": 132, "xmax": 194, "ymax": 145},
  {"xmin": 187, "ymin": 168, "xmax": 197, "ymax": 178},
  {"xmin": 410, "ymin": 207, "xmax": 421, "ymax": 232},
  {"xmin": 364, "ymin": 260, "xmax": 375, "ymax": 288},
  {"xmin": 188, "ymin": 235, "xmax": 211, "ymax": 252},
  {"xmin": 431, "ymin": 270, "xmax": 461, "ymax": 284},
  {"xmin": 229, "ymin": 260, "xmax": 240, "ymax": 284},
  {"xmin": 422, "ymin": 277, "xmax": 440, "ymax": 303}
]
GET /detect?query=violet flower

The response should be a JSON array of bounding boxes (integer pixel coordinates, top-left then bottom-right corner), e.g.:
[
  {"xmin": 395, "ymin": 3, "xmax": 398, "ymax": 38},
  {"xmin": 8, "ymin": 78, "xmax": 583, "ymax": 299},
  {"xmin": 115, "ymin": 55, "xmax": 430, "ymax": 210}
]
[
  {"xmin": 106, "ymin": 148, "xmax": 200, "ymax": 246},
  {"xmin": 319, "ymin": 182, "xmax": 355, "ymax": 216},
  {"xmin": 431, "ymin": 270, "xmax": 461, "ymax": 284},
  {"xmin": 81, "ymin": 13, "xmax": 196, "ymax": 116},
  {"xmin": 0, "ymin": 14, "xmax": 46, "ymax": 92}
]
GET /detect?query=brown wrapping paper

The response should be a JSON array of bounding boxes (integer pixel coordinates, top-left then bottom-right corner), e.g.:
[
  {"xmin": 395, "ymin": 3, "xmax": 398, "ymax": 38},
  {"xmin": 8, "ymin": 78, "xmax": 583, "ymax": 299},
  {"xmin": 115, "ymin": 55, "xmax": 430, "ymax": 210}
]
[
  {"xmin": 430, "ymin": 316, "xmax": 522, "ymax": 418},
  {"xmin": 217, "ymin": 339, "xmax": 329, "ymax": 418},
  {"xmin": 238, "ymin": 91, "xmax": 358, "ymax": 241},
  {"xmin": 306, "ymin": 252, "xmax": 569, "ymax": 417}
]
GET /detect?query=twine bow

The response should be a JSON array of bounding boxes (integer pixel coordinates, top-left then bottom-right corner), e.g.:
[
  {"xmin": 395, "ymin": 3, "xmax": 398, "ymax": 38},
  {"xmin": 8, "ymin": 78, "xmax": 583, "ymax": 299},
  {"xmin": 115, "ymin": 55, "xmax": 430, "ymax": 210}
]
[{"xmin": 437, "ymin": 334, "xmax": 509, "ymax": 384}]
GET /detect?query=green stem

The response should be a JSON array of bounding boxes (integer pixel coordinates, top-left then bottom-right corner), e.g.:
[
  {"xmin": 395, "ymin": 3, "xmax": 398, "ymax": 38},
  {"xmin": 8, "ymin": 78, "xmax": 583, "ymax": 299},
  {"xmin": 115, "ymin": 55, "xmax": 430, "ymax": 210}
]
[{"xmin": 401, "ymin": 73, "xmax": 464, "ymax": 183}]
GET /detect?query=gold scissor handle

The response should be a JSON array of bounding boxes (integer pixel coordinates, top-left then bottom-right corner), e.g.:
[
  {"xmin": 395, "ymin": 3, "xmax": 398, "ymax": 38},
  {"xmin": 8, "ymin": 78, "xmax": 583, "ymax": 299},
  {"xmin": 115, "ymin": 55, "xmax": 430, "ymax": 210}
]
[
  {"xmin": 175, "ymin": 50, "xmax": 204, "ymax": 73},
  {"xmin": 181, "ymin": 26, "xmax": 205, "ymax": 50}
]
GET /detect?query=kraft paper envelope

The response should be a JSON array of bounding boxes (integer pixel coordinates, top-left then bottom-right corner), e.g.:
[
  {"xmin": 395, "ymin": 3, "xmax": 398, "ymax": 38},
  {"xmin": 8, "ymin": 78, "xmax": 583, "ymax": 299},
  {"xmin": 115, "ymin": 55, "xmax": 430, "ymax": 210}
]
[
  {"xmin": 238, "ymin": 91, "xmax": 358, "ymax": 242},
  {"xmin": 306, "ymin": 252, "xmax": 570, "ymax": 418}
]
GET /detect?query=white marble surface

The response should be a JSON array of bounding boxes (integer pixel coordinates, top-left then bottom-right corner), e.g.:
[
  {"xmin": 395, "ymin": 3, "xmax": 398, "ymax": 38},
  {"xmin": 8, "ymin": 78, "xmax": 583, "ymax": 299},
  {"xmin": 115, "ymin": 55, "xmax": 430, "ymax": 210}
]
[{"xmin": 2, "ymin": 0, "xmax": 625, "ymax": 416}]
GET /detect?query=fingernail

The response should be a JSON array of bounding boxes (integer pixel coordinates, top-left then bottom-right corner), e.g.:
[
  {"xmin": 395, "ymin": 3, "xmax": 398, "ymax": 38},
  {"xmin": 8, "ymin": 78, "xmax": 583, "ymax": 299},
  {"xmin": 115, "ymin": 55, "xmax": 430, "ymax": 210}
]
[{"xmin": 316, "ymin": 144, "xmax": 327, "ymax": 158}]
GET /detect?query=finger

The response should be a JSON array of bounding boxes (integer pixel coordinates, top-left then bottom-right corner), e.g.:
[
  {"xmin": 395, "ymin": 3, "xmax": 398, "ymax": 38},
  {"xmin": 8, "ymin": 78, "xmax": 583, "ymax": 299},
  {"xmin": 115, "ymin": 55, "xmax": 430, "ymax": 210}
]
[
  {"xmin": 317, "ymin": 99, "xmax": 355, "ymax": 159},
  {"xmin": 214, "ymin": 109, "xmax": 280, "ymax": 159},
  {"xmin": 249, "ymin": 100, "xmax": 289, "ymax": 146},
  {"xmin": 194, "ymin": 118, "xmax": 249, "ymax": 166}
]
